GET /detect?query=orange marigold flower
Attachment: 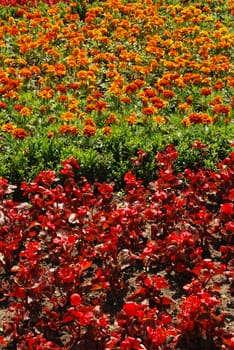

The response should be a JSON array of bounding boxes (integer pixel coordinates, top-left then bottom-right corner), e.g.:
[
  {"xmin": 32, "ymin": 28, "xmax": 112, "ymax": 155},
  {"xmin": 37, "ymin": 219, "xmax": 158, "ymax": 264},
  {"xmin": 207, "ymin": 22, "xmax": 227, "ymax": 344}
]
[
  {"xmin": 61, "ymin": 112, "xmax": 75, "ymax": 121},
  {"xmin": 105, "ymin": 113, "xmax": 119, "ymax": 125},
  {"xmin": 134, "ymin": 79, "xmax": 145, "ymax": 88},
  {"xmin": 152, "ymin": 115, "xmax": 167, "ymax": 124},
  {"xmin": 142, "ymin": 106, "xmax": 155, "ymax": 115},
  {"xmin": 162, "ymin": 90, "xmax": 175, "ymax": 99},
  {"xmin": 142, "ymin": 88, "xmax": 157, "ymax": 98},
  {"xmin": 58, "ymin": 95, "xmax": 69, "ymax": 102},
  {"xmin": 85, "ymin": 104, "xmax": 96, "ymax": 112},
  {"xmin": 12, "ymin": 127, "xmax": 27, "ymax": 139},
  {"xmin": 47, "ymin": 131, "xmax": 55, "ymax": 138},
  {"xmin": 68, "ymin": 98, "xmax": 79, "ymax": 113},
  {"xmin": 213, "ymin": 79, "xmax": 224, "ymax": 90},
  {"xmin": 38, "ymin": 87, "xmax": 54, "ymax": 99},
  {"xmin": 121, "ymin": 96, "xmax": 131, "ymax": 103},
  {"xmin": 210, "ymin": 96, "xmax": 223, "ymax": 106},
  {"xmin": 200, "ymin": 87, "xmax": 212, "ymax": 96},
  {"xmin": 19, "ymin": 68, "xmax": 32, "ymax": 78},
  {"xmin": 125, "ymin": 112, "xmax": 137, "ymax": 125},
  {"xmin": 181, "ymin": 117, "xmax": 192, "ymax": 126},
  {"xmin": 56, "ymin": 84, "xmax": 67, "ymax": 92},
  {"xmin": 226, "ymin": 77, "xmax": 234, "ymax": 87},
  {"xmin": 150, "ymin": 96, "xmax": 167, "ymax": 109},
  {"xmin": 125, "ymin": 82, "xmax": 138, "ymax": 94},
  {"xmin": 94, "ymin": 100, "xmax": 107, "ymax": 112},
  {"xmin": 55, "ymin": 63, "xmax": 66, "ymax": 76},
  {"xmin": 14, "ymin": 104, "xmax": 24, "ymax": 112},
  {"xmin": 5, "ymin": 91, "xmax": 19, "ymax": 100},
  {"xmin": 30, "ymin": 66, "xmax": 41, "ymax": 75},
  {"xmin": 188, "ymin": 112, "xmax": 213, "ymax": 124},
  {"xmin": 0, "ymin": 101, "xmax": 7, "ymax": 109},
  {"xmin": 19, "ymin": 107, "xmax": 32, "ymax": 116},
  {"xmin": 59, "ymin": 124, "xmax": 78, "ymax": 135},
  {"xmin": 69, "ymin": 83, "xmax": 80, "ymax": 90},
  {"xmin": 200, "ymin": 113, "xmax": 213, "ymax": 124},
  {"xmin": 103, "ymin": 126, "xmax": 112, "ymax": 136},
  {"xmin": 1, "ymin": 122, "xmax": 16, "ymax": 132},
  {"xmin": 187, "ymin": 112, "xmax": 202, "ymax": 124},
  {"xmin": 93, "ymin": 89, "xmax": 104, "ymax": 99},
  {"xmin": 178, "ymin": 102, "xmax": 192, "ymax": 111},
  {"xmin": 83, "ymin": 125, "xmax": 96, "ymax": 137},
  {"xmin": 213, "ymin": 105, "xmax": 230, "ymax": 114},
  {"xmin": 84, "ymin": 118, "xmax": 96, "ymax": 127},
  {"xmin": 186, "ymin": 95, "xmax": 193, "ymax": 104},
  {"xmin": 40, "ymin": 105, "xmax": 47, "ymax": 114}
]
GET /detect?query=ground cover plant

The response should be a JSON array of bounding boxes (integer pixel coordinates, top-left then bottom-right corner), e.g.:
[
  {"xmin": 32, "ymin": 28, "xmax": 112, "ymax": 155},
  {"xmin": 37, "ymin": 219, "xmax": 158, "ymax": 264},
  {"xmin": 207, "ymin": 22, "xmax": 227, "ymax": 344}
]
[
  {"xmin": 0, "ymin": 0, "xmax": 233, "ymax": 187},
  {"xmin": 0, "ymin": 0, "xmax": 233, "ymax": 348}
]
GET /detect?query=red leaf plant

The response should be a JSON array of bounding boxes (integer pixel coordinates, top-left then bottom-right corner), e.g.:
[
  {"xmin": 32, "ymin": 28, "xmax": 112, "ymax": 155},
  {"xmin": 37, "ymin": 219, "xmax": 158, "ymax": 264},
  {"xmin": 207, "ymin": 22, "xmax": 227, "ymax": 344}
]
[{"xmin": 0, "ymin": 145, "xmax": 233, "ymax": 349}]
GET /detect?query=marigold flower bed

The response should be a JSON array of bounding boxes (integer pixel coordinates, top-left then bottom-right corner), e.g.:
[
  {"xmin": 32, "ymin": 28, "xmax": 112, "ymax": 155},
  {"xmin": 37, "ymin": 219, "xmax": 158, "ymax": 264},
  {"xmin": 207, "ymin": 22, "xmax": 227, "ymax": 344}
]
[{"xmin": 0, "ymin": 0, "xmax": 233, "ymax": 186}]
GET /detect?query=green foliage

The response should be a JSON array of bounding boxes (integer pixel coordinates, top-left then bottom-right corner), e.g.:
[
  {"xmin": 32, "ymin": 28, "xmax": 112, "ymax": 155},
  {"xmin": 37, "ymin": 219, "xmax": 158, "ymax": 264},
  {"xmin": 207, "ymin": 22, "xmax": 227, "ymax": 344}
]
[
  {"xmin": 72, "ymin": 0, "xmax": 87, "ymax": 20},
  {"xmin": 0, "ymin": 122, "xmax": 232, "ymax": 190}
]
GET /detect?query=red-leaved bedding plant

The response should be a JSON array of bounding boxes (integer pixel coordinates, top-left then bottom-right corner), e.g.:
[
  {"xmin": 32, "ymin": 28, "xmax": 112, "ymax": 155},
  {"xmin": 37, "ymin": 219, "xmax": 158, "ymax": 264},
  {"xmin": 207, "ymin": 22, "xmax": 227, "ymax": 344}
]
[{"xmin": 0, "ymin": 145, "xmax": 233, "ymax": 349}]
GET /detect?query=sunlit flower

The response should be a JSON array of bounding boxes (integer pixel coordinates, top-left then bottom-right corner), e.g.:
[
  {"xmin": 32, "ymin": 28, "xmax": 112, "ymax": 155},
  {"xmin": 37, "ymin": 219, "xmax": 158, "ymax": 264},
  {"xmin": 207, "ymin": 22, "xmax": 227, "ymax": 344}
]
[
  {"xmin": 102, "ymin": 126, "xmax": 112, "ymax": 136},
  {"xmin": 150, "ymin": 96, "xmax": 167, "ymax": 109},
  {"xmin": 187, "ymin": 112, "xmax": 213, "ymax": 124},
  {"xmin": 142, "ymin": 88, "xmax": 157, "ymax": 98},
  {"xmin": 4, "ymin": 91, "xmax": 19, "ymax": 100},
  {"xmin": 213, "ymin": 79, "xmax": 224, "ymax": 90},
  {"xmin": 162, "ymin": 90, "xmax": 175, "ymax": 99},
  {"xmin": 186, "ymin": 96, "xmax": 193, "ymax": 104},
  {"xmin": 125, "ymin": 112, "xmax": 137, "ymax": 125},
  {"xmin": 19, "ymin": 68, "xmax": 32, "ymax": 79},
  {"xmin": 200, "ymin": 87, "xmax": 212, "ymax": 96},
  {"xmin": 59, "ymin": 124, "xmax": 78, "ymax": 135},
  {"xmin": 58, "ymin": 95, "xmax": 69, "ymax": 102},
  {"xmin": 142, "ymin": 106, "xmax": 156, "ymax": 115},
  {"xmin": 1, "ymin": 122, "xmax": 16, "ymax": 132},
  {"xmin": 38, "ymin": 87, "xmax": 54, "ymax": 99},
  {"xmin": 14, "ymin": 104, "xmax": 24, "ymax": 112},
  {"xmin": 210, "ymin": 96, "xmax": 223, "ymax": 106},
  {"xmin": 105, "ymin": 113, "xmax": 119, "ymax": 125},
  {"xmin": 61, "ymin": 111, "xmax": 75, "ymax": 121},
  {"xmin": 124, "ymin": 82, "xmax": 138, "ymax": 94},
  {"xmin": 120, "ymin": 96, "xmax": 131, "ymax": 103},
  {"xmin": 0, "ymin": 101, "xmax": 7, "ymax": 109},
  {"xmin": 54, "ymin": 63, "xmax": 66, "ymax": 76},
  {"xmin": 83, "ymin": 125, "xmax": 96, "ymax": 137},
  {"xmin": 56, "ymin": 84, "xmax": 67, "ymax": 92},
  {"xmin": 12, "ymin": 127, "xmax": 27, "ymax": 139},
  {"xmin": 212, "ymin": 105, "xmax": 230, "ymax": 114},
  {"xmin": 68, "ymin": 98, "xmax": 79, "ymax": 112},
  {"xmin": 181, "ymin": 117, "xmax": 192, "ymax": 126},
  {"xmin": 30, "ymin": 66, "xmax": 41, "ymax": 75},
  {"xmin": 47, "ymin": 131, "xmax": 55, "ymax": 138},
  {"xmin": 19, "ymin": 107, "xmax": 32, "ymax": 116},
  {"xmin": 84, "ymin": 118, "xmax": 96, "ymax": 127},
  {"xmin": 94, "ymin": 100, "xmax": 107, "ymax": 112},
  {"xmin": 178, "ymin": 102, "xmax": 192, "ymax": 112},
  {"xmin": 152, "ymin": 115, "xmax": 167, "ymax": 124}
]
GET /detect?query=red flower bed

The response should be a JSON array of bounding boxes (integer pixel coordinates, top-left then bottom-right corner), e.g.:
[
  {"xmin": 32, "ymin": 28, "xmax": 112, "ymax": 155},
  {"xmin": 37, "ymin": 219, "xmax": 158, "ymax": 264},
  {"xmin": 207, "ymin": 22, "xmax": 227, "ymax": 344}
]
[{"xmin": 0, "ymin": 146, "xmax": 233, "ymax": 349}]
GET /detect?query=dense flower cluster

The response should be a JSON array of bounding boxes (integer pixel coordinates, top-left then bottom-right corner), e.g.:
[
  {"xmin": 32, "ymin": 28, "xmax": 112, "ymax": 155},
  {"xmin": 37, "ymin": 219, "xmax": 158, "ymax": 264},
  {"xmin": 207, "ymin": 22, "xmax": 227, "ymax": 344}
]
[
  {"xmin": 0, "ymin": 0, "xmax": 233, "ymax": 142},
  {"xmin": 0, "ymin": 146, "xmax": 233, "ymax": 349}
]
